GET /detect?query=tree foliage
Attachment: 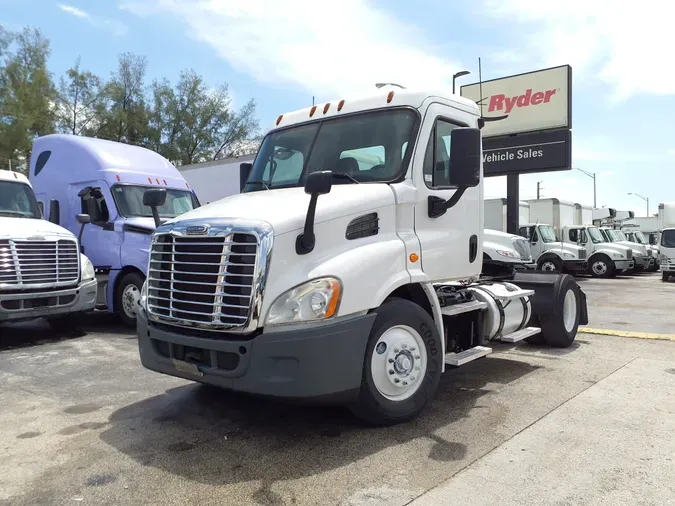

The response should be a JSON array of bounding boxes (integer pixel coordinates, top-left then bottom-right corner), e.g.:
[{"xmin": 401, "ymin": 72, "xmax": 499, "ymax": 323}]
[{"xmin": 0, "ymin": 24, "xmax": 260, "ymax": 173}]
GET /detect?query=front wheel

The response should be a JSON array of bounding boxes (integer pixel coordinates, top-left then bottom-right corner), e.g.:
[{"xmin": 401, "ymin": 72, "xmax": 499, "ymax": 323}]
[
  {"xmin": 663, "ymin": 272, "xmax": 670, "ymax": 282},
  {"xmin": 538, "ymin": 257, "xmax": 562, "ymax": 272},
  {"xmin": 349, "ymin": 298, "xmax": 443, "ymax": 426},
  {"xmin": 115, "ymin": 272, "xmax": 145, "ymax": 328},
  {"xmin": 588, "ymin": 256, "xmax": 615, "ymax": 278}
]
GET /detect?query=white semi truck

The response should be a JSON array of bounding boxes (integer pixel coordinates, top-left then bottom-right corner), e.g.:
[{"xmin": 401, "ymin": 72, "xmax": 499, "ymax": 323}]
[
  {"xmin": 136, "ymin": 87, "xmax": 589, "ymax": 425},
  {"xmin": 597, "ymin": 227, "xmax": 653, "ymax": 272},
  {"xmin": 658, "ymin": 202, "xmax": 675, "ymax": 281},
  {"xmin": 0, "ymin": 170, "xmax": 97, "ymax": 328},
  {"xmin": 621, "ymin": 227, "xmax": 659, "ymax": 272},
  {"xmin": 518, "ymin": 198, "xmax": 588, "ymax": 273}
]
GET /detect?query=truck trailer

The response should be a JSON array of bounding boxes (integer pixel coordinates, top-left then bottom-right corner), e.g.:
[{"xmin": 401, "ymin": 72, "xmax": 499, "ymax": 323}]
[{"xmin": 135, "ymin": 87, "xmax": 589, "ymax": 425}]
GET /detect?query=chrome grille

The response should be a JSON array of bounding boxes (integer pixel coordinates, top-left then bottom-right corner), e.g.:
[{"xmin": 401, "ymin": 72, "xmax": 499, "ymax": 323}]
[
  {"xmin": 511, "ymin": 237, "xmax": 532, "ymax": 260},
  {"xmin": 578, "ymin": 248, "xmax": 587, "ymax": 260},
  {"xmin": 147, "ymin": 232, "xmax": 258, "ymax": 330},
  {"xmin": 0, "ymin": 239, "xmax": 79, "ymax": 288},
  {"xmin": 626, "ymin": 249, "xmax": 633, "ymax": 259}
]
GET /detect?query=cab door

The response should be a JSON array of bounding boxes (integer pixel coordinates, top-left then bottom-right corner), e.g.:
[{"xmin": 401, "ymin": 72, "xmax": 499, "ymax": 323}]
[
  {"xmin": 75, "ymin": 182, "xmax": 122, "ymax": 270},
  {"xmin": 413, "ymin": 103, "xmax": 482, "ymax": 281}
]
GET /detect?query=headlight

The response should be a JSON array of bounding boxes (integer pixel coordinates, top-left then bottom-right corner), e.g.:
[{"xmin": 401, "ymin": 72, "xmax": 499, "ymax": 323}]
[
  {"xmin": 496, "ymin": 249, "xmax": 519, "ymax": 258},
  {"xmin": 140, "ymin": 280, "xmax": 148, "ymax": 311},
  {"xmin": 611, "ymin": 253, "xmax": 624, "ymax": 259},
  {"xmin": 266, "ymin": 277, "xmax": 341, "ymax": 326},
  {"xmin": 561, "ymin": 252, "xmax": 575, "ymax": 258},
  {"xmin": 80, "ymin": 254, "xmax": 95, "ymax": 280}
]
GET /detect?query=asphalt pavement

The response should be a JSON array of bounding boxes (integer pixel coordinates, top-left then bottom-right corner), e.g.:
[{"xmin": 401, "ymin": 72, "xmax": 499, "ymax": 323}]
[{"xmin": 1, "ymin": 272, "xmax": 673, "ymax": 506}]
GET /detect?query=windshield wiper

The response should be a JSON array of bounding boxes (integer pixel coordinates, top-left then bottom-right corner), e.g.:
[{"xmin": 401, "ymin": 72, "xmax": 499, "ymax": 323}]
[
  {"xmin": 0, "ymin": 211, "xmax": 31, "ymax": 218},
  {"xmin": 331, "ymin": 172, "xmax": 361, "ymax": 184},
  {"xmin": 246, "ymin": 180, "xmax": 270, "ymax": 190}
]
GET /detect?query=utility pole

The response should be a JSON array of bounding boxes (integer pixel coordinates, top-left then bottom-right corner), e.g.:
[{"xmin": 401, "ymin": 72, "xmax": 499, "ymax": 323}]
[
  {"xmin": 536, "ymin": 181, "xmax": 544, "ymax": 199},
  {"xmin": 574, "ymin": 168, "xmax": 596, "ymax": 208}
]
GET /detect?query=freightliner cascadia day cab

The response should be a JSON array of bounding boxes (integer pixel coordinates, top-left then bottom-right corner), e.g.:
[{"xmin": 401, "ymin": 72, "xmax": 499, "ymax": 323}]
[
  {"xmin": 29, "ymin": 134, "xmax": 200, "ymax": 327},
  {"xmin": 136, "ymin": 87, "xmax": 589, "ymax": 425},
  {"xmin": 0, "ymin": 169, "xmax": 97, "ymax": 328}
]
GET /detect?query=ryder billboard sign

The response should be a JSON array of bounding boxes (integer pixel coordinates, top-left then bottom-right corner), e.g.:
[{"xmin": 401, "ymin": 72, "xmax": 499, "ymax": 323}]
[
  {"xmin": 460, "ymin": 65, "xmax": 572, "ymax": 176},
  {"xmin": 460, "ymin": 65, "xmax": 571, "ymax": 138}
]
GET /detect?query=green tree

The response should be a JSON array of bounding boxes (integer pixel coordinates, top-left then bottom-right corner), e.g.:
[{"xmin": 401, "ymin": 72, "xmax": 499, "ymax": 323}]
[
  {"xmin": 55, "ymin": 56, "xmax": 107, "ymax": 135},
  {"xmin": 0, "ymin": 26, "xmax": 56, "ymax": 173}
]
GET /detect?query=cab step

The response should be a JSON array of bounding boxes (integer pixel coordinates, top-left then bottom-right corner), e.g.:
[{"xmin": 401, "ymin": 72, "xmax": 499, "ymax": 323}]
[
  {"xmin": 445, "ymin": 345, "xmax": 492, "ymax": 367},
  {"xmin": 440, "ymin": 300, "xmax": 487, "ymax": 316},
  {"xmin": 500, "ymin": 326, "xmax": 541, "ymax": 343}
]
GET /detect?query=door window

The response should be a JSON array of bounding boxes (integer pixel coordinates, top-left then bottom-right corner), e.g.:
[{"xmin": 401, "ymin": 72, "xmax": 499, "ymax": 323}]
[
  {"xmin": 80, "ymin": 187, "xmax": 110, "ymax": 225},
  {"xmin": 423, "ymin": 119, "xmax": 460, "ymax": 188}
]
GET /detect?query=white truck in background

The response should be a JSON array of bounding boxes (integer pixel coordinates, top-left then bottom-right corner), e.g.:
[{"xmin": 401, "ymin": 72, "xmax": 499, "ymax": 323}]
[
  {"xmin": 621, "ymin": 228, "xmax": 659, "ymax": 272},
  {"xmin": 518, "ymin": 198, "xmax": 588, "ymax": 274},
  {"xmin": 0, "ymin": 170, "xmax": 97, "ymax": 329},
  {"xmin": 560, "ymin": 223, "xmax": 634, "ymax": 278},
  {"xmin": 178, "ymin": 154, "xmax": 255, "ymax": 205},
  {"xmin": 622, "ymin": 216, "xmax": 659, "ymax": 245},
  {"xmin": 136, "ymin": 86, "xmax": 589, "ymax": 425},
  {"xmin": 574, "ymin": 203, "xmax": 593, "ymax": 226},
  {"xmin": 658, "ymin": 202, "xmax": 675, "ymax": 281},
  {"xmin": 597, "ymin": 227, "xmax": 653, "ymax": 272}
]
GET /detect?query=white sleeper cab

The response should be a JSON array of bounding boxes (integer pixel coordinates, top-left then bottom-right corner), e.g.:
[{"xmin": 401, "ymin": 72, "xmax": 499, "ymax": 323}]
[{"xmin": 135, "ymin": 87, "xmax": 589, "ymax": 425}]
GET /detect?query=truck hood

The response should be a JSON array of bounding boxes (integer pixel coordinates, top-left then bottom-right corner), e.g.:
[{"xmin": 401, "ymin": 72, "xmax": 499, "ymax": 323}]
[
  {"xmin": 615, "ymin": 241, "xmax": 647, "ymax": 256},
  {"xmin": 597, "ymin": 242, "xmax": 631, "ymax": 255},
  {"xmin": 484, "ymin": 229, "xmax": 523, "ymax": 241},
  {"xmin": 0, "ymin": 216, "xmax": 75, "ymax": 240},
  {"xmin": 164, "ymin": 185, "xmax": 397, "ymax": 235}
]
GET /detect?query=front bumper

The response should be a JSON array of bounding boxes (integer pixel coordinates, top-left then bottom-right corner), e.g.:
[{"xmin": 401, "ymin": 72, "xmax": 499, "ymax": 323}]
[
  {"xmin": 633, "ymin": 256, "xmax": 653, "ymax": 269},
  {"xmin": 0, "ymin": 278, "xmax": 97, "ymax": 323},
  {"xmin": 562, "ymin": 260, "xmax": 588, "ymax": 272},
  {"xmin": 615, "ymin": 259, "xmax": 635, "ymax": 270},
  {"xmin": 137, "ymin": 308, "xmax": 376, "ymax": 402}
]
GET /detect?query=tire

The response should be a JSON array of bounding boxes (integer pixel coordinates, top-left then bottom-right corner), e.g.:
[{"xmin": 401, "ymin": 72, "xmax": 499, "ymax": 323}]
[
  {"xmin": 588, "ymin": 255, "xmax": 615, "ymax": 278},
  {"xmin": 537, "ymin": 275, "xmax": 581, "ymax": 348},
  {"xmin": 47, "ymin": 314, "xmax": 81, "ymax": 333},
  {"xmin": 663, "ymin": 272, "xmax": 670, "ymax": 282},
  {"xmin": 349, "ymin": 298, "xmax": 443, "ymax": 426},
  {"xmin": 537, "ymin": 257, "xmax": 561, "ymax": 272},
  {"xmin": 115, "ymin": 271, "xmax": 145, "ymax": 328}
]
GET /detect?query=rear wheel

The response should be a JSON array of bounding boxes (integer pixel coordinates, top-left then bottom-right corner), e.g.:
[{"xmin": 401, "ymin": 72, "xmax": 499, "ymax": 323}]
[
  {"xmin": 538, "ymin": 275, "xmax": 581, "ymax": 348},
  {"xmin": 349, "ymin": 298, "xmax": 443, "ymax": 426},
  {"xmin": 115, "ymin": 272, "xmax": 145, "ymax": 328},
  {"xmin": 663, "ymin": 272, "xmax": 670, "ymax": 282}
]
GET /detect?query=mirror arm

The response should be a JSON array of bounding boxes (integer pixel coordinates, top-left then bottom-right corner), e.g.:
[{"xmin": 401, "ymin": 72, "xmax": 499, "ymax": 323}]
[
  {"xmin": 78, "ymin": 223, "xmax": 87, "ymax": 254},
  {"xmin": 149, "ymin": 206, "xmax": 161, "ymax": 228},
  {"xmin": 296, "ymin": 194, "xmax": 320, "ymax": 255},
  {"xmin": 427, "ymin": 187, "xmax": 468, "ymax": 218}
]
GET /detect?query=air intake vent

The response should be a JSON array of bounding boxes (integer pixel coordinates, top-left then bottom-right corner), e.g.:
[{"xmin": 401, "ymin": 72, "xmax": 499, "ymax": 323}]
[{"xmin": 346, "ymin": 213, "xmax": 379, "ymax": 240}]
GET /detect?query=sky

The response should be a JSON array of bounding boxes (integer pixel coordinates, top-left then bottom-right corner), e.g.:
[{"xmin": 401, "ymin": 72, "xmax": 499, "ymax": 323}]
[{"xmin": 2, "ymin": 0, "xmax": 674, "ymax": 216}]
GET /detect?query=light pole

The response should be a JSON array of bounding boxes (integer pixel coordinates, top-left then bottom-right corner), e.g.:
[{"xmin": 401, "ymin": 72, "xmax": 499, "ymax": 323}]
[
  {"xmin": 452, "ymin": 70, "xmax": 470, "ymax": 94},
  {"xmin": 627, "ymin": 192, "xmax": 649, "ymax": 216},
  {"xmin": 575, "ymin": 168, "xmax": 596, "ymax": 208},
  {"xmin": 536, "ymin": 181, "xmax": 544, "ymax": 199}
]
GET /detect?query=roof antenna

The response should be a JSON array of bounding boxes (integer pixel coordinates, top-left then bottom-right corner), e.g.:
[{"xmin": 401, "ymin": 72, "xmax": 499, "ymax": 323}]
[{"xmin": 312, "ymin": 96, "xmax": 315, "ymax": 106}]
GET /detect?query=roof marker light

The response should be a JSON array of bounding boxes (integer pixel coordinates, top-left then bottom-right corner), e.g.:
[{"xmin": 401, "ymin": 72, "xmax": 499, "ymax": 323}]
[
  {"xmin": 163, "ymin": 179, "xmax": 167, "ymax": 185},
  {"xmin": 387, "ymin": 91, "xmax": 394, "ymax": 103},
  {"xmin": 13, "ymin": 172, "xmax": 17, "ymax": 179},
  {"xmin": 186, "ymin": 183, "xmax": 190, "ymax": 189},
  {"xmin": 276, "ymin": 114, "xmax": 283, "ymax": 125},
  {"xmin": 148, "ymin": 177, "xmax": 152, "ymax": 183},
  {"xmin": 116, "ymin": 174, "xmax": 121, "ymax": 181},
  {"xmin": 156, "ymin": 178, "xmax": 160, "ymax": 184},
  {"xmin": 323, "ymin": 103, "xmax": 330, "ymax": 114},
  {"xmin": 309, "ymin": 105, "xmax": 317, "ymax": 117},
  {"xmin": 337, "ymin": 99, "xmax": 345, "ymax": 111}
]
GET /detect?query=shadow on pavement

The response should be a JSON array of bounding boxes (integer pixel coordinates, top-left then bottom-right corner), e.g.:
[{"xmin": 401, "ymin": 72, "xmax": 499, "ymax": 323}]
[
  {"xmin": 0, "ymin": 311, "xmax": 133, "ymax": 351},
  {"xmin": 99, "ymin": 357, "xmax": 540, "ymax": 491}
]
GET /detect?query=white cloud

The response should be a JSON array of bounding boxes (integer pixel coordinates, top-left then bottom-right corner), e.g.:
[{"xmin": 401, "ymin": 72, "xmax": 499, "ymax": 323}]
[
  {"xmin": 120, "ymin": 0, "xmax": 466, "ymax": 98},
  {"xmin": 58, "ymin": 4, "xmax": 89, "ymax": 18},
  {"xmin": 58, "ymin": 3, "xmax": 128, "ymax": 36},
  {"xmin": 484, "ymin": 0, "xmax": 675, "ymax": 101}
]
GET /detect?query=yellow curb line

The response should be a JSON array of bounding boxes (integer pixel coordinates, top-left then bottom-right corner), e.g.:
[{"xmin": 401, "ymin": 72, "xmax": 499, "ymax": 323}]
[{"xmin": 579, "ymin": 327, "xmax": 675, "ymax": 342}]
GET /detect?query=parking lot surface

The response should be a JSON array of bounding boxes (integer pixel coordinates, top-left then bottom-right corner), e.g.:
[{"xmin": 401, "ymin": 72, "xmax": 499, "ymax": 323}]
[{"xmin": 1, "ymin": 272, "xmax": 674, "ymax": 506}]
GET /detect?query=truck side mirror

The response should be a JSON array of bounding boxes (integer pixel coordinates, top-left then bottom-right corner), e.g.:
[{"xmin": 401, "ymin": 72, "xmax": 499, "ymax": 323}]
[
  {"xmin": 49, "ymin": 199, "xmax": 60, "ymax": 225},
  {"xmin": 428, "ymin": 127, "xmax": 481, "ymax": 218},
  {"xmin": 447, "ymin": 127, "xmax": 481, "ymax": 188},
  {"xmin": 296, "ymin": 171, "xmax": 333, "ymax": 255},
  {"xmin": 143, "ymin": 189, "xmax": 167, "ymax": 228},
  {"xmin": 76, "ymin": 213, "xmax": 90, "ymax": 253},
  {"xmin": 240, "ymin": 162, "xmax": 253, "ymax": 192}
]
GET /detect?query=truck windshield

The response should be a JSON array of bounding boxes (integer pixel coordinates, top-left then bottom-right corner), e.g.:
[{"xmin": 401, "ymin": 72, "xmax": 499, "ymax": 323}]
[
  {"xmin": 587, "ymin": 227, "xmax": 605, "ymax": 244},
  {"xmin": 633, "ymin": 231, "xmax": 647, "ymax": 244},
  {"xmin": 0, "ymin": 180, "xmax": 41, "ymax": 219},
  {"xmin": 662, "ymin": 229, "xmax": 675, "ymax": 248},
  {"xmin": 243, "ymin": 108, "xmax": 418, "ymax": 191},
  {"xmin": 538, "ymin": 225, "xmax": 558, "ymax": 243},
  {"xmin": 112, "ymin": 185, "xmax": 198, "ymax": 218},
  {"xmin": 606, "ymin": 230, "xmax": 624, "ymax": 242}
]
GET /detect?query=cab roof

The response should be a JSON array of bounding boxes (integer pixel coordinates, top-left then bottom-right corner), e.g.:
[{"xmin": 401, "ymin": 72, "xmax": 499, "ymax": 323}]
[
  {"xmin": 273, "ymin": 86, "xmax": 480, "ymax": 130},
  {"xmin": 0, "ymin": 169, "xmax": 30, "ymax": 185}
]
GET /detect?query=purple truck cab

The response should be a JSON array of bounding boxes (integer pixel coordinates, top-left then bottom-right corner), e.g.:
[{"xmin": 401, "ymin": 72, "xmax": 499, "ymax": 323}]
[{"xmin": 29, "ymin": 134, "xmax": 200, "ymax": 326}]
